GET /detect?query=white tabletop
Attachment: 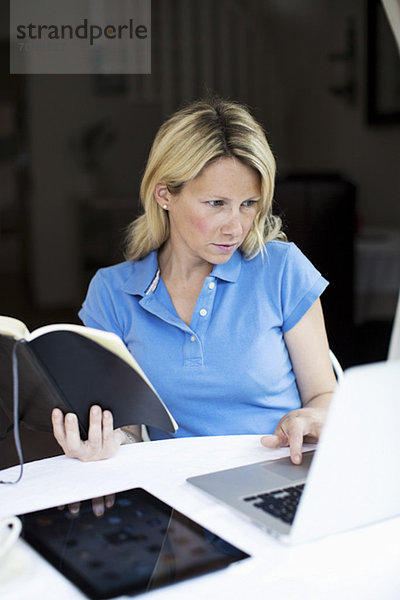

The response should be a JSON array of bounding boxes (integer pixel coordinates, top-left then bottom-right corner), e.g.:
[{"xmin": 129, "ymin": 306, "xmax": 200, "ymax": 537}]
[{"xmin": 1, "ymin": 435, "xmax": 400, "ymax": 600}]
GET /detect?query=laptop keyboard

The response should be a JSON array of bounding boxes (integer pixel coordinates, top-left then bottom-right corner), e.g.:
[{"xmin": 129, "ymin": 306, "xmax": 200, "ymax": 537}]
[{"xmin": 243, "ymin": 483, "xmax": 305, "ymax": 525}]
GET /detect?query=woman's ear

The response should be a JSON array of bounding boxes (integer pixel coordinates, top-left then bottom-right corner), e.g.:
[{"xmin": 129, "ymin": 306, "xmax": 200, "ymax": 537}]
[{"xmin": 154, "ymin": 182, "xmax": 170, "ymax": 211}]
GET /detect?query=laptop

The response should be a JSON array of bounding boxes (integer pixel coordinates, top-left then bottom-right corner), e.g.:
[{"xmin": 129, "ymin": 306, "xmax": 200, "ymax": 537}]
[{"xmin": 188, "ymin": 359, "xmax": 400, "ymax": 544}]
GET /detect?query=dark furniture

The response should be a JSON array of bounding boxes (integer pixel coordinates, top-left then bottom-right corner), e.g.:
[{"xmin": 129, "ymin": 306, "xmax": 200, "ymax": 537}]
[{"xmin": 274, "ymin": 174, "xmax": 356, "ymax": 367}]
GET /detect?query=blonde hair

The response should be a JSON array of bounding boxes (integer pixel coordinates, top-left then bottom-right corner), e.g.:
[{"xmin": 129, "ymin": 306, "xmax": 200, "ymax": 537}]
[{"xmin": 124, "ymin": 97, "xmax": 285, "ymax": 261}]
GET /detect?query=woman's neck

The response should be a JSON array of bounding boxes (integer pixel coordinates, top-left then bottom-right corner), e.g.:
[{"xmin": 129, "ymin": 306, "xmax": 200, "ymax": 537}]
[
  {"xmin": 158, "ymin": 242, "xmax": 213, "ymax": 286},
  {"xmin": 157, "ymin": 242, "xmax": 214, "ymax": 326}
]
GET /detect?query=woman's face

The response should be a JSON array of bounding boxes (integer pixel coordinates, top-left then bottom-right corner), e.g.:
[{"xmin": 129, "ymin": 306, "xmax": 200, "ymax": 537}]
[{"xmin": 161, "ymin": 157, "xmax": 261, "ymax": 267}]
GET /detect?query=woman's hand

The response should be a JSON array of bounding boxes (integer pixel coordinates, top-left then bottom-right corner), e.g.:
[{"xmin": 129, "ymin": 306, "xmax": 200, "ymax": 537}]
[
  {"xmin": 261, "ymin": 403, "xmax": 330, "ymax": 465},
  {"xmin": 51, "ymin": 405, "xmax": 125, "ymax": 462}
]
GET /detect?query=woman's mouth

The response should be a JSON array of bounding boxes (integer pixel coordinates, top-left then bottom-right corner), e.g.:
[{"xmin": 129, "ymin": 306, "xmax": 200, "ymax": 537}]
[{"xmin": 212, "ymin": 243, "xmax": 237, "ymax": 254}]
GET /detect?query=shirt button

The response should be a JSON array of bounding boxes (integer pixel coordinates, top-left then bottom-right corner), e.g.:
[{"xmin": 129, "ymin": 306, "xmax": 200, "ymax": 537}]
[
  {"xmin": 208, "ymin": 281, "xmax": 215, "ymax": 290},
  {"xmin": 190, "ymin": 335, "xmax": 196, "ymax": 342},
  {"xmin": 199, "ymin": 308, "xmax": 207, "ymax": 317}
]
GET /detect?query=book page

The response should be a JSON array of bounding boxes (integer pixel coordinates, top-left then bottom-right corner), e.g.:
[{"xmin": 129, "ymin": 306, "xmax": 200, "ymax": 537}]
[{"xmin": 0, "ymin": 315, "xmax": 29, "ymax": 339}]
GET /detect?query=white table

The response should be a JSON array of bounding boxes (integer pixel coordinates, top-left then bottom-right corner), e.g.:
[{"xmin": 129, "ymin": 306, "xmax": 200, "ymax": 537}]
[{"xmin": 1, "ymin": 435, "xmax": 400, "ymax": 600}]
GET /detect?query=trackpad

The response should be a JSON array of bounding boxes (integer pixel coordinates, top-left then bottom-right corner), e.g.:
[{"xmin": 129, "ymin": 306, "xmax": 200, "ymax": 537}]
[{"xmin": 262, "ymin": 451, "xmax": 314, "ymax": 483}]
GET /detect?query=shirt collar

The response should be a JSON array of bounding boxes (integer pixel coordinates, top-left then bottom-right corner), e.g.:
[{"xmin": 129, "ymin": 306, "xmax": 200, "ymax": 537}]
[
  {"xmin": 121, "ymin": 248, "xmax": 242, "ymax": 296},
  {"xmin": 121, "ymin": 250, "xmax": 159, "ymax": 296},
  {"xmin": 211, "ymin": 249, "xmax": 242, "ymax": 282}
]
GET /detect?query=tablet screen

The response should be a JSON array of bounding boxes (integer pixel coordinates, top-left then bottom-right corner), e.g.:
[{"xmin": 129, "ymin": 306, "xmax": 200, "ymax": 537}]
[{"xmin": 20, "ymin": 487, "xmax": 249, "ymax": 599}]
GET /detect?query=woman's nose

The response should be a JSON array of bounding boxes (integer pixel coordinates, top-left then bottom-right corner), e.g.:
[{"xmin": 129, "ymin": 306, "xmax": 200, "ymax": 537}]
[{"xmin": 221, "ymin": 213, "xmax": 243, "ymax": 237}]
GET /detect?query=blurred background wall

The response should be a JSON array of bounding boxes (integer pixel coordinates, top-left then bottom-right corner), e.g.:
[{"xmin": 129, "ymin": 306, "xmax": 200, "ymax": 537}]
[{"xmin": 1, "ymin": 0, "xmax": 399, "ymax": 364}]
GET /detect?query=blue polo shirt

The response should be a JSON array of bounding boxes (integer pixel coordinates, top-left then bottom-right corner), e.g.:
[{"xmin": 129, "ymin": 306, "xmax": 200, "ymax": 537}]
[{"xmin": 79, "ymin": 241, "xmax": 328, "ymax": 440}]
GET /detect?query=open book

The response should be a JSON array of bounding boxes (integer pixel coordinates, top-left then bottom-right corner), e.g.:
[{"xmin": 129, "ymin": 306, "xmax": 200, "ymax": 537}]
[{"xmin": 0, "ymin": 316, "xmax": 177, "ymax": 439}]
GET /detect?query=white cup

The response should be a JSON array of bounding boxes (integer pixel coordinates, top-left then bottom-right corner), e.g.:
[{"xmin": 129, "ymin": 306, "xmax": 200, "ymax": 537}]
[{"xmin": 0, "ymin": 516, "xmax": 22, "ymax": 560}]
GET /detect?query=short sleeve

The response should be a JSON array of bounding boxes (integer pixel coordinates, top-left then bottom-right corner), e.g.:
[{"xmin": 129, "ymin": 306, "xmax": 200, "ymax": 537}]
[
  {"xmin": 281, "ymin": 243, "xmax": 329, "ymax": 332},
  {"xmin": 78, "ymin": 270, "xmax": 123, "ymax": 338}
]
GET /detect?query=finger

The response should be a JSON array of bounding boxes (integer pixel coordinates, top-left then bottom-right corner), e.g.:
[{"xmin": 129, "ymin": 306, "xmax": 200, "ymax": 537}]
[
  {"xmin": 64, "ymin": 412, "xmax": 84, "ymax": 454},
  {"xmin": 105, "ymin": 494, "xmax": 116, "ymax": 509},
  {"xmin": 51, "ymin": 408, "xmax": 67, "ymax": 446},
  {"xmin": 68, "ymin": 501, "xmax": 81, "ymax": 516},
  {"xmin": 260, "ymin": 434, "xmax": 282, "ymax": 448},
  {"xmin": 101, "ymin": 410, "xmax": 115, "ymax": 445},
  {"xmin": 287, "ymin": 429, "xmax": 304, "ymax": 465},
  {"xmin": 260, "ymin": 429, "xmax": 288, "ymax": 449},
  {"xmin": 87, "ymin": 405, "xmax": 103, "ymax": 448},
  {"xmin": 92, "ymin": 497, "xmax": 105, "ymax": 518}
]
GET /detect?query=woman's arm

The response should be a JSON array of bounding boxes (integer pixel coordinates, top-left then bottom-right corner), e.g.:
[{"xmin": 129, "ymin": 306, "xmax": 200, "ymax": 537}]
[
  {"xmin": 261, "ymin": 298, "xmax": 337, "ymax": 464},
  {"xmin": 51, "ymin": 406, "xmax": 142, "ymax": 462}
]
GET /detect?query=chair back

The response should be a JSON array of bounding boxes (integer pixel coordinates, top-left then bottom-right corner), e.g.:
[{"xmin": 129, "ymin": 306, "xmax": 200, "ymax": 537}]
[
  {"xmin": 388, "ymin": 291, "xmax": 400, "ymax": 360},
  {"xmin": 329, "ymin": 350, "xmax": 344, "ymax": 384}
]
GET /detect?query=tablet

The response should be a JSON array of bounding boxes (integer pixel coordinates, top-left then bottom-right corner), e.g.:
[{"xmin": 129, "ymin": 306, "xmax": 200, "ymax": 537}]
[{"xmin": 19, "ymin": 487, "xmax": 250, "ymax": 599}]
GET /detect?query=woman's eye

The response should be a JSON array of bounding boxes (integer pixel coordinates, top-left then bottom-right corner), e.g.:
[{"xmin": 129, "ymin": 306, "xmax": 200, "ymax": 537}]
[{"xmin": 207, "ymin": 199, "xmax": 258, "ymax": 208}]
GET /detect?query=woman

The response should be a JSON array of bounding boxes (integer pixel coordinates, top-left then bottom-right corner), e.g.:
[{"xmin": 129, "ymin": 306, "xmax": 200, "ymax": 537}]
[{"xmin": 52, "ymin": 97, "xmax": 337, "ymax": 464}]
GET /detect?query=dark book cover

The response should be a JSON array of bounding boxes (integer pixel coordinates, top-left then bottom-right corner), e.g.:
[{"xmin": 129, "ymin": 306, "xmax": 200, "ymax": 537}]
[{"xmin": 0, "ymin": 330, "xmax": 177, "ymax": 440}]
